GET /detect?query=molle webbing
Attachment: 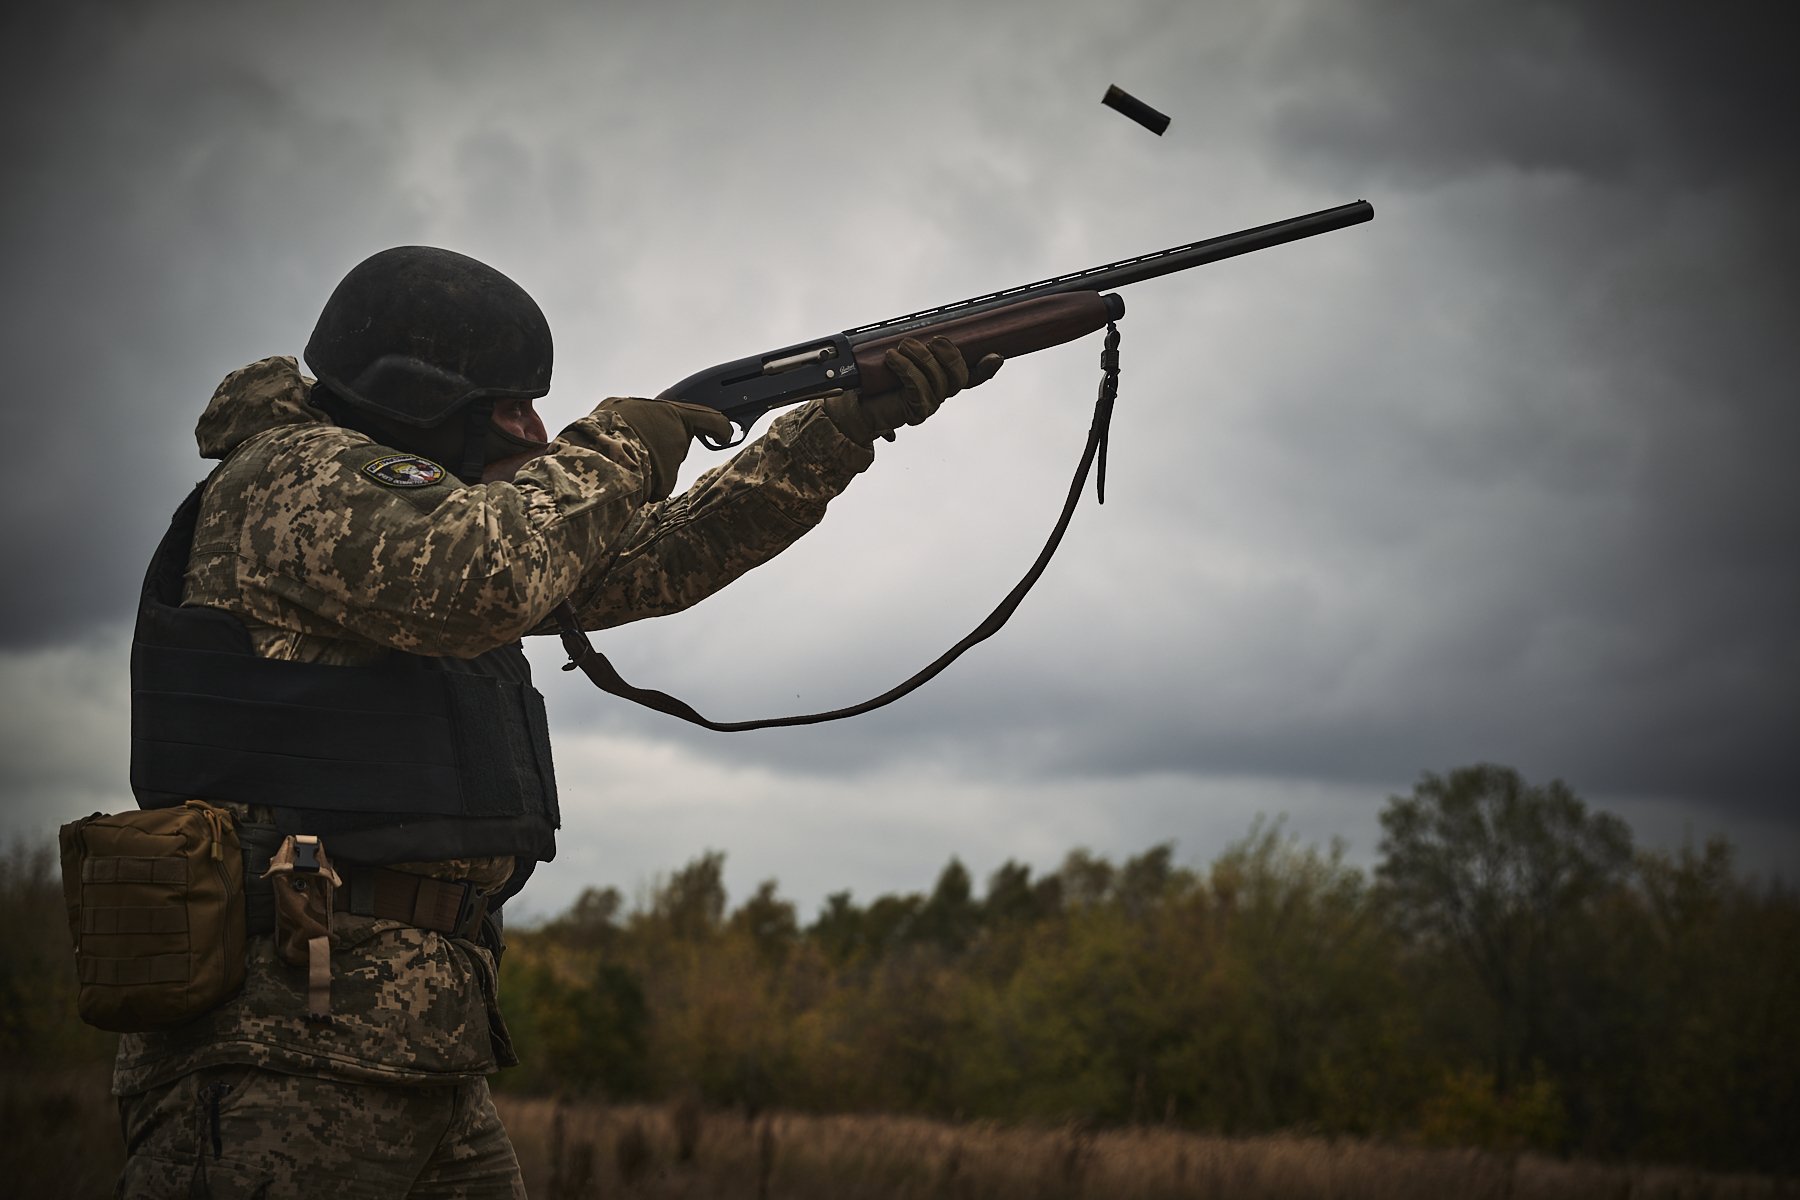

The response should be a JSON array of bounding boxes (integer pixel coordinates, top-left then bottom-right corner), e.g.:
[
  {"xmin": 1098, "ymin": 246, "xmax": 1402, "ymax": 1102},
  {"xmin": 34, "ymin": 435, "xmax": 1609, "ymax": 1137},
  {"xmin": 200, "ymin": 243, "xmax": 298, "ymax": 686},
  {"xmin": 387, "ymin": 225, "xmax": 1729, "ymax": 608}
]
[
  {"xmin": 129, "ymin": 482, "xmax": 560, "ymax": 859},
  {"xmin": 59, "ymin": 801, "xmax": 247, "ymax": 1032},
  {"xmin": 76, "ymin": 855, "xmax": 193, "ymax": 987},
  {"xmin": 79, "ymin": 952, "xmax": 189, "ymax": 988},
  {"xmin": 130, "ymin": 637, "xmax": 557, "ymax": 819}
]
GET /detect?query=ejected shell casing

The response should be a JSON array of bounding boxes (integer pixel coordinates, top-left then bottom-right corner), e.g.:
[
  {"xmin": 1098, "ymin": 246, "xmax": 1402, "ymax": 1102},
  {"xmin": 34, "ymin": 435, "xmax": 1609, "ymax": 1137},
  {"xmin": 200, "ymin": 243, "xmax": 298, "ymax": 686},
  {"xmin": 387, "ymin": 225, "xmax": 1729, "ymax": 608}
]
[{"xmin": 1101, "ymin": 84, "xmax": 1171, "ymax": 136}]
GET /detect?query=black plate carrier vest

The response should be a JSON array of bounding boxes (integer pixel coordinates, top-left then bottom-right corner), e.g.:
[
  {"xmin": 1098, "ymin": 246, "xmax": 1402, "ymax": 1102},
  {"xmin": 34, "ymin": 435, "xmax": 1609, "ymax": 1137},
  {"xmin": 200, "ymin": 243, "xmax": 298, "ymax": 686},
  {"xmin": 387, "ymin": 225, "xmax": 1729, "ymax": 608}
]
[{"xmin": 130, "ymin": 482, "xmax": 560, "ymax": 874}]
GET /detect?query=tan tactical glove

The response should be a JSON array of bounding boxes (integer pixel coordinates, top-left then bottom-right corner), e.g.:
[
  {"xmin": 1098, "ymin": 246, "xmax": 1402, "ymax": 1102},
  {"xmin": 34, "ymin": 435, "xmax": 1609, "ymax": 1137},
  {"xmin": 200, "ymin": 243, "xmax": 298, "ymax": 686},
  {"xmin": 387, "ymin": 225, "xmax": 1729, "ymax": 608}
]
[
  {"xmin": 596, "ymin": 397, "xmax": 736, "ymax": 499},
  {"xmin": 825, "ymin": 336, "xmax": 1004, "ymax": 447}
]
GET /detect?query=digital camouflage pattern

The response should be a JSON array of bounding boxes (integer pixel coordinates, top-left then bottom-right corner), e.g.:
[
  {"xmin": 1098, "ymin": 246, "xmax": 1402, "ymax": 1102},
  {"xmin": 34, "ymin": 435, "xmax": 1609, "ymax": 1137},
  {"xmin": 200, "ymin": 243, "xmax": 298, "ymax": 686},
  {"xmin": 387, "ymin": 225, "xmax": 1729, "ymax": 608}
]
[
  {"xmin": 114, "ymin": 912, "xmax": 509, "ymax": 1095},
  {"xmin": 118, "ymin": 1064, "xmax": 523, "ymax": 1198},
  {"xmin": 184, "ymin": 356, "xmax": 873, "ymax": 660},
  {"xmin": 118, "ymin": 356, "xmax": 873, "ymax": 1103}
]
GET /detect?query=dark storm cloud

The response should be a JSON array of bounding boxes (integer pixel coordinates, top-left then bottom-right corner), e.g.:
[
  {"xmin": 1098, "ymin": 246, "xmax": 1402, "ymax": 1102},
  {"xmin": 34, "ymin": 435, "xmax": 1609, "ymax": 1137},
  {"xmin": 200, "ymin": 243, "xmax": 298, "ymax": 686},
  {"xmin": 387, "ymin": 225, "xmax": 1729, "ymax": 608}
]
[
  {"xmin": 3, "ymin": 0, "xmax": 1794, "ymax": 897},
  {"xmin": 525, "ymin": 0, "xmax": 1800, "ymax": 820},
  {"xmin": 2, "ymin": 2, "xmax": 426, "ymax": 645},
  {"xmin": 1272, "ymin": 1, "xmax": 1798, "ymax": 190},
  {"xmin": 854, "ymin": 4, "xmax": 1776, "ymax": 821}
]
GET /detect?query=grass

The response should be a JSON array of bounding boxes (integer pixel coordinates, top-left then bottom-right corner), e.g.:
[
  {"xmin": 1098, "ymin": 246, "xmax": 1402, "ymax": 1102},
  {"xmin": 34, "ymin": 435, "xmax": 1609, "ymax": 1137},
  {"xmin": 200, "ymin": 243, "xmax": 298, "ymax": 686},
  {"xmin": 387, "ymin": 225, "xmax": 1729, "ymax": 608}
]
[
  {"xmin": 496, "ymin": 1096, "xmax": 1789, "ymax": 1200},
  {"xmin": 0, "ymin": 1066, "xmax": 124, "ymax": 1200},
  {"xmin": 2, "ymin": 1066, "xmax": 1784, "ymax": 1199}
]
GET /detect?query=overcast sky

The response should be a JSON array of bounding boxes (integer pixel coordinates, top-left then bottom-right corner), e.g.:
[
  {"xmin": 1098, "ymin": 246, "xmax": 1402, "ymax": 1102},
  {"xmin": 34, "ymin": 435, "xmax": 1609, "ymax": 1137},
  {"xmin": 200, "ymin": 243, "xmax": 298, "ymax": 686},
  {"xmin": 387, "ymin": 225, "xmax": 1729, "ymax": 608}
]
[{"xmin": 3, "ymin": 0, "xmax": 1794, "ymax": 922}]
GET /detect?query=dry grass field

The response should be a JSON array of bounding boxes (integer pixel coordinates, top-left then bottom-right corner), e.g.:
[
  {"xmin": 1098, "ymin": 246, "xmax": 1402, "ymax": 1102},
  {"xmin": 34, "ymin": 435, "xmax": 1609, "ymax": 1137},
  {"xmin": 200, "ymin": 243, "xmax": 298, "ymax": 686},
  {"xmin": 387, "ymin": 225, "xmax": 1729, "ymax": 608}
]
[
  {"xmin": 1, "ymin": 1066, "xmax": 1785, "ymax": 1199},
  {"xmin": 0, "ymin": 1067, "xmax": 124, "ymax": 1200},
  {"xmin": 495, "ymin": 1096, "xmax": 1788, "ymax": 1200}
]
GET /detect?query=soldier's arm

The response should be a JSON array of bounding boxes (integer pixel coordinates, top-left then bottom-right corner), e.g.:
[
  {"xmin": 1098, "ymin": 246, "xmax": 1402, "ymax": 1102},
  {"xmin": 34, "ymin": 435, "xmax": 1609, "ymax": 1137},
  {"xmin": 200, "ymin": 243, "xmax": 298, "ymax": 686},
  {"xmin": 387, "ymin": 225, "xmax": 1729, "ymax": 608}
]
[
  {"xmin": 203, "ymin": 407, "xmax": 676, "ymax": 657},
  {"xmin": 552, "ymin": 398, "xmax": 874, "ymax": 630}
]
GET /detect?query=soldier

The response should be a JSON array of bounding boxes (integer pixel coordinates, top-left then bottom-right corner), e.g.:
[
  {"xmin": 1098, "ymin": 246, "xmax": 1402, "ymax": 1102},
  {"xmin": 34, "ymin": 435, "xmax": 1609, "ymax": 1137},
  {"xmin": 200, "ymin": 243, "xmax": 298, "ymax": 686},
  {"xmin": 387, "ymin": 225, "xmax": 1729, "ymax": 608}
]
[{"xmin": 117, "ymin": 246, "xmax": 1000, "ymax": 1196}]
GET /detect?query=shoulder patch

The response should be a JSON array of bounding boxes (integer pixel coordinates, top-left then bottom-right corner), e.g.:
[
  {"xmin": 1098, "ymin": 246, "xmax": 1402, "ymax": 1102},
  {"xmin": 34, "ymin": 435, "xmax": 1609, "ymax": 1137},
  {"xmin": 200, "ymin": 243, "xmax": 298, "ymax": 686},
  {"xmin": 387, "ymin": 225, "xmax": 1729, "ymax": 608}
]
[{"xmin": 362, "ymin": 454, "xmax": 449, "ymax": 489}]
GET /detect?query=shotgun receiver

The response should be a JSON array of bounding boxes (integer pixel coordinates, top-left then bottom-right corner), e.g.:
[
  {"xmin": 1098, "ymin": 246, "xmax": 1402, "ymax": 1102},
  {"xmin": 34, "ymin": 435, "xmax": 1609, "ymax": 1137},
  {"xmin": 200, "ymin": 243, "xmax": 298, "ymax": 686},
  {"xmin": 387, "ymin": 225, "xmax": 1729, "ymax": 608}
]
[{"xmin": 660, "ymin": 199, "xmax": 1374, "ymax": 447}]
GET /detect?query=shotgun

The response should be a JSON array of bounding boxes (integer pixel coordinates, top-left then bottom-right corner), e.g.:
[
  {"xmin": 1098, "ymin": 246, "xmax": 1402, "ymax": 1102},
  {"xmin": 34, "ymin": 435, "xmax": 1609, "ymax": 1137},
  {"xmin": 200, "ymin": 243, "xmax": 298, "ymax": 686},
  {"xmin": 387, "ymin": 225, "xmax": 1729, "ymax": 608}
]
[
  {"xmin": 559, "ymin": 199, "xmax": 1375, "ymax": 727},
  {"xmin": 661, "ymin": 199, "xmax": 1373, "ymax": 447}
]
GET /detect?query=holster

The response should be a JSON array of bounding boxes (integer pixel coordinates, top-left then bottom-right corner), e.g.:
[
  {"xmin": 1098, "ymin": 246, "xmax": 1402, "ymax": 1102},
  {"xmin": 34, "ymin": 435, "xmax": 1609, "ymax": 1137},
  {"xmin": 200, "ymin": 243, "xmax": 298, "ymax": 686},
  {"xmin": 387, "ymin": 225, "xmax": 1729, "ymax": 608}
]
[{"xmin": 260, "ymin": 835, "xmax": 340, "ymax": 1019}]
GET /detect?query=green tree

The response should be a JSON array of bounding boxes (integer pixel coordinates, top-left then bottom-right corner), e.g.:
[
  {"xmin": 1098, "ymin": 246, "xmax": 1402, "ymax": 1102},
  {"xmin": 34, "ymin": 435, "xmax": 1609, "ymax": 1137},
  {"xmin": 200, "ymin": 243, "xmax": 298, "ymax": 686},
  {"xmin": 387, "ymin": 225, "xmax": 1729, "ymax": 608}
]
[
  {"xmin": 861, "ymin": 892, "xmax": 924, "ymax": 956},
  {"xmin": 1630, "ymin": 838, "xmax": 1800, "ymax": 1171},
  {"xmin": 0, "ymin": 841, "xmax": 115, "ymax": 1068},
  {"xmin": 540, "ymin": 885, "xmax": 623, "ymax": 953},
  {"xmin": 1199, "ymin": 823, "xmax": 1417, "ymax": 1133},
  {"xmin": 498, "ymin": 954, "xmax": 649, "ymax": 1098},
  {"xmin": 913, "ymin": 858, "xmax": 979, "ymax": 953},
  {"xmin": 1376, "ymin": 764, "xmax": 1633, "ymax": 1102},
  {"xmin": 729, "ymin": 879, "xmax": 799, "ymax": 967},
  {"xmin": 982, "ymin": 860, "xmax": 1040, "ymax": 927},
  {"xmin": 1116, "ymin": 842, "xmax": 1189, "ymax": 920},
  {"xmin": 1055, "ymin": 848, "xmax": 1115, "ymax": 910},
  {"xmin": 654, "ymin": 851, "xmax": 728, "ymax": 941},
  {"xmin": 807, "ymin": 890, "xmax": 864, "ymax": 966}
]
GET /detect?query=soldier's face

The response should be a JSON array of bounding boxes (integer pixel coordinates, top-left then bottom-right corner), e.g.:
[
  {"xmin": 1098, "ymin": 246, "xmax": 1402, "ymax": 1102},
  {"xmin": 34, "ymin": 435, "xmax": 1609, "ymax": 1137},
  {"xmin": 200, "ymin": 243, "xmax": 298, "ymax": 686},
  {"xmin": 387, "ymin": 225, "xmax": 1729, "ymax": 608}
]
[{"xmin": 493, "ymin": 398, "xmax": 547, "ymax": 446}]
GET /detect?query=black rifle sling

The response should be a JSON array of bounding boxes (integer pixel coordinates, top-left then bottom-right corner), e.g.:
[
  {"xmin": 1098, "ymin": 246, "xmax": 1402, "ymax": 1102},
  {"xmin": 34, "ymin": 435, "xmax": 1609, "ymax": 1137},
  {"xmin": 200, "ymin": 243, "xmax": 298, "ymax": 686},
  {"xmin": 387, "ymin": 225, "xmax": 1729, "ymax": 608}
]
[{"xmin": 553, "ymin": 322, "xmax": 1123, "ymax": 732}]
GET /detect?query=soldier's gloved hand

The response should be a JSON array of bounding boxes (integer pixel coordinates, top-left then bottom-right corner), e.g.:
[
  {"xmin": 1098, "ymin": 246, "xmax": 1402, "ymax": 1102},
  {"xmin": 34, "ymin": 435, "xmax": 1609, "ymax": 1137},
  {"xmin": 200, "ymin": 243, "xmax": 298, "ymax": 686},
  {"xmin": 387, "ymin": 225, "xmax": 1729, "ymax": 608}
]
[
  {"xmin": 824, "ymin": 336, "xmax": 1004, "ymax": 447},
  {"xmin": 596, "ymin": 397, "xmax": 735, "ymax": 500}
]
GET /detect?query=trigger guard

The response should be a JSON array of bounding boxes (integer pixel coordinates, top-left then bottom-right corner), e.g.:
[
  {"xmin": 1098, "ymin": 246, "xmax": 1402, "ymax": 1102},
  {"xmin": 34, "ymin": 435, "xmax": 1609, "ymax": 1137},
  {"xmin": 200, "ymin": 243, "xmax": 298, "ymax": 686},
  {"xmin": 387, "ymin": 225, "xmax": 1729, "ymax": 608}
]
[{"xmin": 700, "ymin": 427, "xmax": 748, "ymax": 451}]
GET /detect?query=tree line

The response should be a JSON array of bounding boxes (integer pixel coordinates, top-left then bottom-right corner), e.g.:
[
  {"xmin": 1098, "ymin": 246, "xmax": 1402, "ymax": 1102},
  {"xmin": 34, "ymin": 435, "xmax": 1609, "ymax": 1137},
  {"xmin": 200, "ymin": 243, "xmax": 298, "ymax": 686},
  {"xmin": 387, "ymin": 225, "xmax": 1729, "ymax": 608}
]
[
  {"xmin": 494, "ymin": 765, "xmax": 1797, "ymax": 1174},
  {"xmin": 2, "ymin": 764, "xmax": 1793, "ymax": 1175}
]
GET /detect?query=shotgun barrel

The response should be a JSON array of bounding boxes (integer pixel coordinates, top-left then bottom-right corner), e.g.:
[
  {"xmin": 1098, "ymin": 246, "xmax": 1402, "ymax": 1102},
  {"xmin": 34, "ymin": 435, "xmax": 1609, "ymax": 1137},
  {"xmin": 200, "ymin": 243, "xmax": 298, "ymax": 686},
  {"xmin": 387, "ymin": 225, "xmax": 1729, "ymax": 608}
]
[{"xmin": 661, "ymin": 200, "xmax": 1374, "ymax": 445}]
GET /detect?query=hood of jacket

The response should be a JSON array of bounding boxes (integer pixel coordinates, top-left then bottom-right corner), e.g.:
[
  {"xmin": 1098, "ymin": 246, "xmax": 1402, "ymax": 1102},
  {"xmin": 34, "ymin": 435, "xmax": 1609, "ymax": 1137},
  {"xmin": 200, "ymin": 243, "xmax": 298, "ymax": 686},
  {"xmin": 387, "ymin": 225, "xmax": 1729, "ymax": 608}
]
[{"xmin": 195, "ymin": 356, "xmax": 330, "ymax": 461}]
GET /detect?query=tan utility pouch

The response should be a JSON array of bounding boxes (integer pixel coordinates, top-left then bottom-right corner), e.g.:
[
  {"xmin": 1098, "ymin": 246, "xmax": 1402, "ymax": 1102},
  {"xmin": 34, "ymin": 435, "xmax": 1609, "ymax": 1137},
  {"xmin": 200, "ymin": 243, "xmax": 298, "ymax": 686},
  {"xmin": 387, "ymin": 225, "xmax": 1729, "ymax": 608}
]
[
  {"xmin": 261, "ymin": 835, "xmax": 341, "ymax": 1018},
  {"xmin": 58, "ymin": 801, "xmax": 246, "ymax": 1032}
]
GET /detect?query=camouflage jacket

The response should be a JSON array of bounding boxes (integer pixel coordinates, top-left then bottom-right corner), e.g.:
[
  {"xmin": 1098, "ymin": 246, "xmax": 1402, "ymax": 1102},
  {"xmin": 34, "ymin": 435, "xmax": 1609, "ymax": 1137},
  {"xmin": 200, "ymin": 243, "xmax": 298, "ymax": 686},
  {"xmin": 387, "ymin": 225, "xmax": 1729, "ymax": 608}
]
[{"xmin": 114, "ymin": 356, "xmax": 872, "ymax": 1095}]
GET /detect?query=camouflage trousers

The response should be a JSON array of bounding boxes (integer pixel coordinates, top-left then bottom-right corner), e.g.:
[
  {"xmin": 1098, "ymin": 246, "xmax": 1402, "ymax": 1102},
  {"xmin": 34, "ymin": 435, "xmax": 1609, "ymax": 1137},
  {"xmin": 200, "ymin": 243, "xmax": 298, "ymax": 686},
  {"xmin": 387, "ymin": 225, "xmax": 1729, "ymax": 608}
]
[{"xmin": 116, "ymin": 1065, "xmax": 526, "ymax": 1198}]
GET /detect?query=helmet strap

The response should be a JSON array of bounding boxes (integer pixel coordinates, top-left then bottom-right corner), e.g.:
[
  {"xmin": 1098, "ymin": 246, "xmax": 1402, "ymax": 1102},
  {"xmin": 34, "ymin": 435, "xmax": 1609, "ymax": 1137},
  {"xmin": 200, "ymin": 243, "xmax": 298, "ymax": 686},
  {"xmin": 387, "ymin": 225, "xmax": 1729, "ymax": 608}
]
[{"xmin": 456, "ymin": 401, "xmax": 495, "ymax": 485}]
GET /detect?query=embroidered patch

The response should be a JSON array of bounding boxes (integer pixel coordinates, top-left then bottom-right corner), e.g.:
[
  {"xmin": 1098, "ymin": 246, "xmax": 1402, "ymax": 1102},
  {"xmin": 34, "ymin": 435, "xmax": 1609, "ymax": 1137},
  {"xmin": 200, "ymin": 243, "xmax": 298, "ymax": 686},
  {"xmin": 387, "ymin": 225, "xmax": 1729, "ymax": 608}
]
[{"xmin": 362, "ymin": 454, "xmax": 448, "ymax": 489}]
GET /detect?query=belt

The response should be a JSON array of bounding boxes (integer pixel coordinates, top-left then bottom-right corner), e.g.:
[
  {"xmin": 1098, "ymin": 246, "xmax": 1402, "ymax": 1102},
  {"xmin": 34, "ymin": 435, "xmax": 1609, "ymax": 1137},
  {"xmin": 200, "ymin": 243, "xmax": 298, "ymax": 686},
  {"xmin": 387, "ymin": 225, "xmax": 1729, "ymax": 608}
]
[{"xmin": 332, "ymin": 866, "xmax": 490, "ymax": 941}]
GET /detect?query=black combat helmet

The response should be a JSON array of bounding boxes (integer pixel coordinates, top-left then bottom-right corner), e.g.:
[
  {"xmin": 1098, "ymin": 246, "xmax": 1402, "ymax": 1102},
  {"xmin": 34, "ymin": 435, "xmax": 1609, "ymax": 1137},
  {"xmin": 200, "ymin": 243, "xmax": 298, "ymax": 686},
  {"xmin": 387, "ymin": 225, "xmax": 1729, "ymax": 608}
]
[{"xmin": 305, "ymin": 246, "xmax": 553, "ymax": 481}]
